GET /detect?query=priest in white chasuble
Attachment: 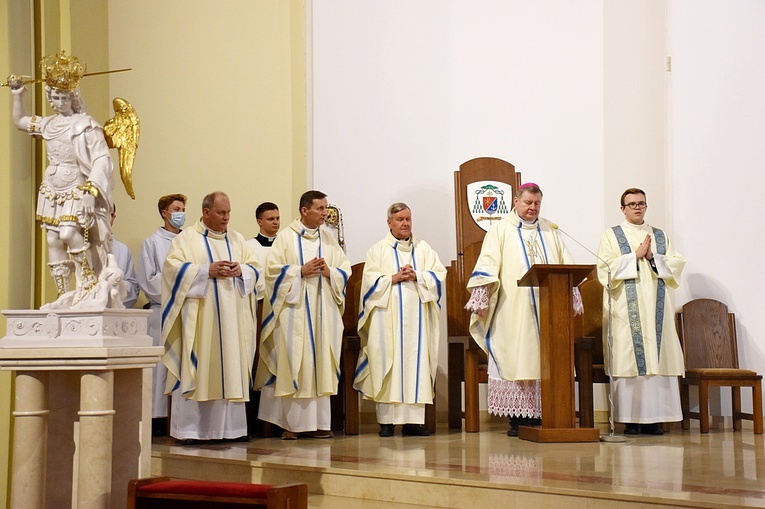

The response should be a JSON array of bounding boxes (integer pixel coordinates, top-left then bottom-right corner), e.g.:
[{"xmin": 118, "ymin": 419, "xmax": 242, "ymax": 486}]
[
  {"xmin": 354, "ymin": 203, "xmax": 446, "ymax": 437},
  {"xmin": 162, "ymin": 191, "xmax": 262, "ymax": 444},
  {"xmin": 255, "ymin": 190, "xmax": 351, "ymax": 439},
  {"xmin": 466, "ymin": 183, "xmax": 579, "ymax": 437},
  {"xmin": 597, "ymin": 188, "xmax": 685, "ymax": 436}
]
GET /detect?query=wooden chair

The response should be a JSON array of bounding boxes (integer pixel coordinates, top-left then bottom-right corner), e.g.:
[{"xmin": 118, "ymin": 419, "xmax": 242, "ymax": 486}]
[
  {"xmin": 127, "ymin": 477, "xmax": 308, "ymax": 509},
  {"xmin": 573, "ymin": 276, "xmax": 610, "ymax": 429},
  {"xmin": 447, "ymin": 242, "xmax": 488, "ymax": 432},
  {"xmin": 341, "ymin": 261, "xmax": 436, "ymax": 434},
  {"xmin": 676, "ymin": 298, "xmax": 763, "ymax": 434},
  {"xmin": 338, "ymin": 262, "xmax": 365, "ymax": 434},
  {"xmin": 446, "ymin": 157, "xmax": 521, "ymax": 432}
]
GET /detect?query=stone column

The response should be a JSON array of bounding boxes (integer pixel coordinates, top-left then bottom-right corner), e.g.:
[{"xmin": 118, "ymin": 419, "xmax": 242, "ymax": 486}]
[
  {"xmin": 11, "ymin": 371, "xmax": 49, "ymax": 509},
  {"xmin": 77, "ymin": 371, "xmax": 115, "ymax": 509}
]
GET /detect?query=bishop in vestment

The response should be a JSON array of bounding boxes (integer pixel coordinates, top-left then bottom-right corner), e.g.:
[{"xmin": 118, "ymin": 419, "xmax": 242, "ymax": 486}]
[
  {"xmin": 597, "ymin": 188, "xmax": 685, "ymax": 435},
  {"xmin": 466, "ymin": 183, "xmax": 577, "ymax": 436},
  {"xmin": 354, "ymin": 203, "xmax": 446, "ymax": 437},
  {"xmin": 162, "ymin": 192, "xmax": 261, "ymax": 443},
  {"xmin": 255, "ymin": 190, "xmax": 351, "ymax": 439}
]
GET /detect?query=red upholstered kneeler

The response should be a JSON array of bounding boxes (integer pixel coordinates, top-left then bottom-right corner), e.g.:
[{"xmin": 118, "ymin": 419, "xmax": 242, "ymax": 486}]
[{"xmin": 127, "ymin": 477, "xmax": 308, "ymax": 509}]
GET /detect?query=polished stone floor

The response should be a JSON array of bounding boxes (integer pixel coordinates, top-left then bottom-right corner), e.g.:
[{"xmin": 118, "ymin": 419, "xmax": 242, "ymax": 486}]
[{"xmin": 151, "ymin": 421, "xmax": 765, "ymax": 508}]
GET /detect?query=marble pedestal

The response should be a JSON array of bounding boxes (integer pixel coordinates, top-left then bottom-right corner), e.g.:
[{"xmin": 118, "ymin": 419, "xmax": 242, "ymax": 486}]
[{"xmin": 0, "ymin": 308, "xmax": 162, "ymax": 509}]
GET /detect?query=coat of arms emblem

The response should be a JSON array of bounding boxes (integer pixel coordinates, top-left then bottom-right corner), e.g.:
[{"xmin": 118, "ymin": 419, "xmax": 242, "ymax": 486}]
[{"xmin": 466, "ymin": 181, "xmax": 512, "ymax": 231}]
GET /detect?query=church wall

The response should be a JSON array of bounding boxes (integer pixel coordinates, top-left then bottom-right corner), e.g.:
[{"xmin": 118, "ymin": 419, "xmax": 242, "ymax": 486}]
[
  {"xmin": 312, "ymin": 1, "xmax": 614, "ymax": 416},
  {"xmin": 670, "ymin": 0, "xmax": 765, "ymax": 415},
  {"xmin": 1, "ymin": 1, "xmax": 36, "ymax": 505},
  {"xmin": 0, "ymin": 0, "xmax": 307, "ymax": 500},
  {"xmin": 106, "ymin": 0, "xmax": 307, "ymax": 306},
  {"xmin": 311, "ymin": 0, "xmax": 765, "ymax": 419}
]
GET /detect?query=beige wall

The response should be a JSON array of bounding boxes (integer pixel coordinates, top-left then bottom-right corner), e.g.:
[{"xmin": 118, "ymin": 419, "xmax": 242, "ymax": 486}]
[
  {"xmin": 0, "ymin": 1, "xmax": 306, "ymax": 503},
  {"xmin": 106, "ymin": 0, "xmax": 307, "ymax": 278},
  {"xmin": 1, "ymin": 1, "xmax": 35, "ymax": 506}
]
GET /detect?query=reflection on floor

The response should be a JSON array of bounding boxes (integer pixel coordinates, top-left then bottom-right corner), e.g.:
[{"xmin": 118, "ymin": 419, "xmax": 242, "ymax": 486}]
[{"xmin": 151, "ymin": 421, "xmax": 765, "ymax": 509}]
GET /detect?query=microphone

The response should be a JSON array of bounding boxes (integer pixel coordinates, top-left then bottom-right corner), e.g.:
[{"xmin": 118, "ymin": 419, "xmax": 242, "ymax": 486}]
[{"xmin": 549, "ymin": 222, "xmax": 610, "ymax": 268}]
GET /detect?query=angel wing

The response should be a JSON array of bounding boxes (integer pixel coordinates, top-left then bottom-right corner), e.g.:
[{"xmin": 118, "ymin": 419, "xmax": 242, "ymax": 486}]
[{"xmin": 103, "ymin": 97, "xmax": 140, "ymax": 199}]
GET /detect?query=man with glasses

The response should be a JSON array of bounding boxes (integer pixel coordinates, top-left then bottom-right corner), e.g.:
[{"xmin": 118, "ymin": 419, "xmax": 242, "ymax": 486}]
[{"xmin": 597, "ymin": 188, "xmax": 686, "ymax": 435}]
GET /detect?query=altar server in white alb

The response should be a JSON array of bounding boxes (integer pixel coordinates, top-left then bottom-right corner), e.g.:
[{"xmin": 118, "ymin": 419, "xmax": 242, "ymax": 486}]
[
  {"xmin": 255, "ymin": 190, "xmax": 351, "ymax": 440},
  {"xmin": 162, "ymin": 191, "xmax": 262, "ymax": 444},
  {"xmin": 110, "ymin": 205, "xmax": 140, "ymax": 309},
  {"xmin": 466, "ymin": 183, "xmax": 580, "ymax": 437},
  {"xmin": 597, "ymin": 188, "xmax": 685, "ymax": 436},
  {"xmin": 136, "ymin": 193, "xmax": 186, "ymax": 435},
  {"xmin": 354, "ymin": 203, "xmax": 446, "ymax": 437}
]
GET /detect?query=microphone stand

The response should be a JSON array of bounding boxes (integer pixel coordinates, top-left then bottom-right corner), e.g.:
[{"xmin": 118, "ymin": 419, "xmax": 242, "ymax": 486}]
[{"xmin": 553, "ymin": 224, "xmax": 628, "ymax": 443}]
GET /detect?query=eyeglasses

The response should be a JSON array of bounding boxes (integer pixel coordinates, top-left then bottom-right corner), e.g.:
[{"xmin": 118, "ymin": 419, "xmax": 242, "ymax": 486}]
[{"xmin": 623, "ymin": 202, "xmax": 647, "ymax": 210}]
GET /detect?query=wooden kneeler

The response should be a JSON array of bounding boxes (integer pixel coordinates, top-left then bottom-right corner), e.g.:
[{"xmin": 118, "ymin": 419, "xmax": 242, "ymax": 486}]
[{"xmin": 127, "ymin": 477, "xmax": 308, "ymax": 509}]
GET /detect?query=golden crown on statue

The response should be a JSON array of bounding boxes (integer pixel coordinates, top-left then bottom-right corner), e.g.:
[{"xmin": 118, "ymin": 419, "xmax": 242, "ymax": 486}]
[{"xmin": 40, "ymin": 51, "xmax": 86, "ymax": 90}]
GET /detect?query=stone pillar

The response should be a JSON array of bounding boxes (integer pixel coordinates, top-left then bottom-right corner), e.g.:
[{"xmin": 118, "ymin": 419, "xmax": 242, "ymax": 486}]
[
  {"xmin": 77, "ymin": 371, "xmax": 115, "ymax": 509},
  {"xmin": 0, "ymin": 308, "xmax": 159, "ymax": 509},
  {"xmin": 11, "ymin": 371, "xmax": 49, "ymax": 509}
]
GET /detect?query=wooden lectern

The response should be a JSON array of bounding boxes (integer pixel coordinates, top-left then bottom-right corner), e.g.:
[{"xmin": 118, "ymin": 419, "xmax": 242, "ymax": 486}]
[{"xmin": 516, "ymin": 264, "xmax": 601, "ymax": 443}]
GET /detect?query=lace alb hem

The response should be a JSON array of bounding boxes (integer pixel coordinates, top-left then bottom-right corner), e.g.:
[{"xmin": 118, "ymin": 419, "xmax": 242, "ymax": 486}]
[{"xmin": 488, "ymin": 377, "xmax": 541, "ymax": 418}]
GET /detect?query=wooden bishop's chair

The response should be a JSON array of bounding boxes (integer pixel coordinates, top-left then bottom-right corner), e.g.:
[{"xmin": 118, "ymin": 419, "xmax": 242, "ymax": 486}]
[
  {"xmin": 446, "ymin": 242, "xmax": 489, "ymax": 432},
  {"xmin": 676, "ymin": 298, "xmax": 763, "ymax": 434},
  {"xmin": 573, "ymin": 277, "xmax": 610, "ymax": 429}
]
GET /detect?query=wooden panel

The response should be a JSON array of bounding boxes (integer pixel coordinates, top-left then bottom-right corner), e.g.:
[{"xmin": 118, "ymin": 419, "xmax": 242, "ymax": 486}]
[
  {"xmin": 454, "ymin": 157, "xmax": 521, "ymax": 252},
  {"xmin": 678, "ymin": 299, "xmax": 737, "ymax": 369},
  {"xmin": 578, "ymin": 277, "xmax": 604, "ymax": 365}
]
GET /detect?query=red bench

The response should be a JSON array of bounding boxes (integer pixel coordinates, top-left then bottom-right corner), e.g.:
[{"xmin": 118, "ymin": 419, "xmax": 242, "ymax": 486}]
[{"xmin": 127, "ymin": 477, "xmax": 308, "ymax": 509}]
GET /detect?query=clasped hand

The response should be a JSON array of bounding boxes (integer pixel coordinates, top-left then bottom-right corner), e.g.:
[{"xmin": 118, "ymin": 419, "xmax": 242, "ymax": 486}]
[
  {"xmin": 209, "ymin": 260, "xmax": 242, "ymax": 278},
  {"xmin": 392, "ymin": 264, "xmax": 416, "ymax": 285},
  {"xmin": 302, "ymin": 257, "xmax": 329, "ymax": 278},
  {"xmin": 635, "ymin": 234, "xmax": 653, "ymax": 260}
]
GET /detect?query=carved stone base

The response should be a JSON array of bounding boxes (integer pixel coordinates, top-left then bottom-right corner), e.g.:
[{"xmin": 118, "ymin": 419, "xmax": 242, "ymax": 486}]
[
  {"xmin": 0, "ymin": 307, "xmax": 162, "ymax": 509},
  {"xmin": 1, "ymin": 308, "xmax": 152, "ymax": 348}
]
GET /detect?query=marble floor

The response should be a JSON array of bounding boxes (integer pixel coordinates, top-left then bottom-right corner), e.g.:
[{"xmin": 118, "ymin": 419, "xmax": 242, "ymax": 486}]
[{"xmin": 151, "ymin": 421, "xmax": 765, "ymax": 508}]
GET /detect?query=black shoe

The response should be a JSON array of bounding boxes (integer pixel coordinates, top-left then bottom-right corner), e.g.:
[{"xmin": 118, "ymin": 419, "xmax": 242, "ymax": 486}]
[
  {"xmin": 640, "ymin": 423, "xmax": 665, "ymax": 435},
  {"xmin": 507, "ymin": 416, "xmax": 520, "ymax": 437},
  {"xmin": 526, "ymin": 417, "xmax": 542, "ymax": 427},
  {"xmin": 624, "ymin": 423, "xmax": 640, "ymax": 435},
  {"xmin": 378, "ymin": 424, "xmax": 395, "ymax": 437},
  {"xmin": 151, "ymin": 417, "xmax": 168, "ymax": 437},
  {"xmin": 401, "ymin": 424, "xmax": 430, "ymax": 436}
]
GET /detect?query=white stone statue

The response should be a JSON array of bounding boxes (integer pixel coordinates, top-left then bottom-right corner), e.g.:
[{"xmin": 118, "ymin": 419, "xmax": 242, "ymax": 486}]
[{"xmin": 5, "ymin": 51, "xmax": 137, "ymax": 309}]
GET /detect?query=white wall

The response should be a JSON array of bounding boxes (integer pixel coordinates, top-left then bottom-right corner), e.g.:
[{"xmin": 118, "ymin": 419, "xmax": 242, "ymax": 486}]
[
  {"xmin": 312, "ymin": 0, "xmax": 765, "ymax": 419},
  {"xmin": 313, "ymin": 1, "xmax": 605, "ymax": 266},
  {"xmin": 312, "ymin": 1, "xmax": 609, "ymax": 414},
  {"xmin": 670, "ymin": 0, "xmax": 765, "ymax": 412}
]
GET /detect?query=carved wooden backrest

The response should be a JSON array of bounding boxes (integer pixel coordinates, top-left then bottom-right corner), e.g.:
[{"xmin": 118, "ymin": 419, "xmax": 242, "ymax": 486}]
[
  {"xmin": 343, "ymin": 262, "xmax": 365, "ymax": 335},
  {"xmin": 447, "ymin": 157, "xmax": 521, "ymax": 337},
  {"xmin": 676, "ymin": 298, "xmax": 739, "ymax": 370},
  {"xmin": 577, "ymin": 277, "xmax": 604, "ymax": 365}
]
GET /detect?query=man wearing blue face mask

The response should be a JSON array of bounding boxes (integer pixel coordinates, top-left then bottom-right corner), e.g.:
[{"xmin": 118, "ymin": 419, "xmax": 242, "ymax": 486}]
[{"xmin": 137, "ymin": 193, "xmax": 187, "ymax": 436}]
